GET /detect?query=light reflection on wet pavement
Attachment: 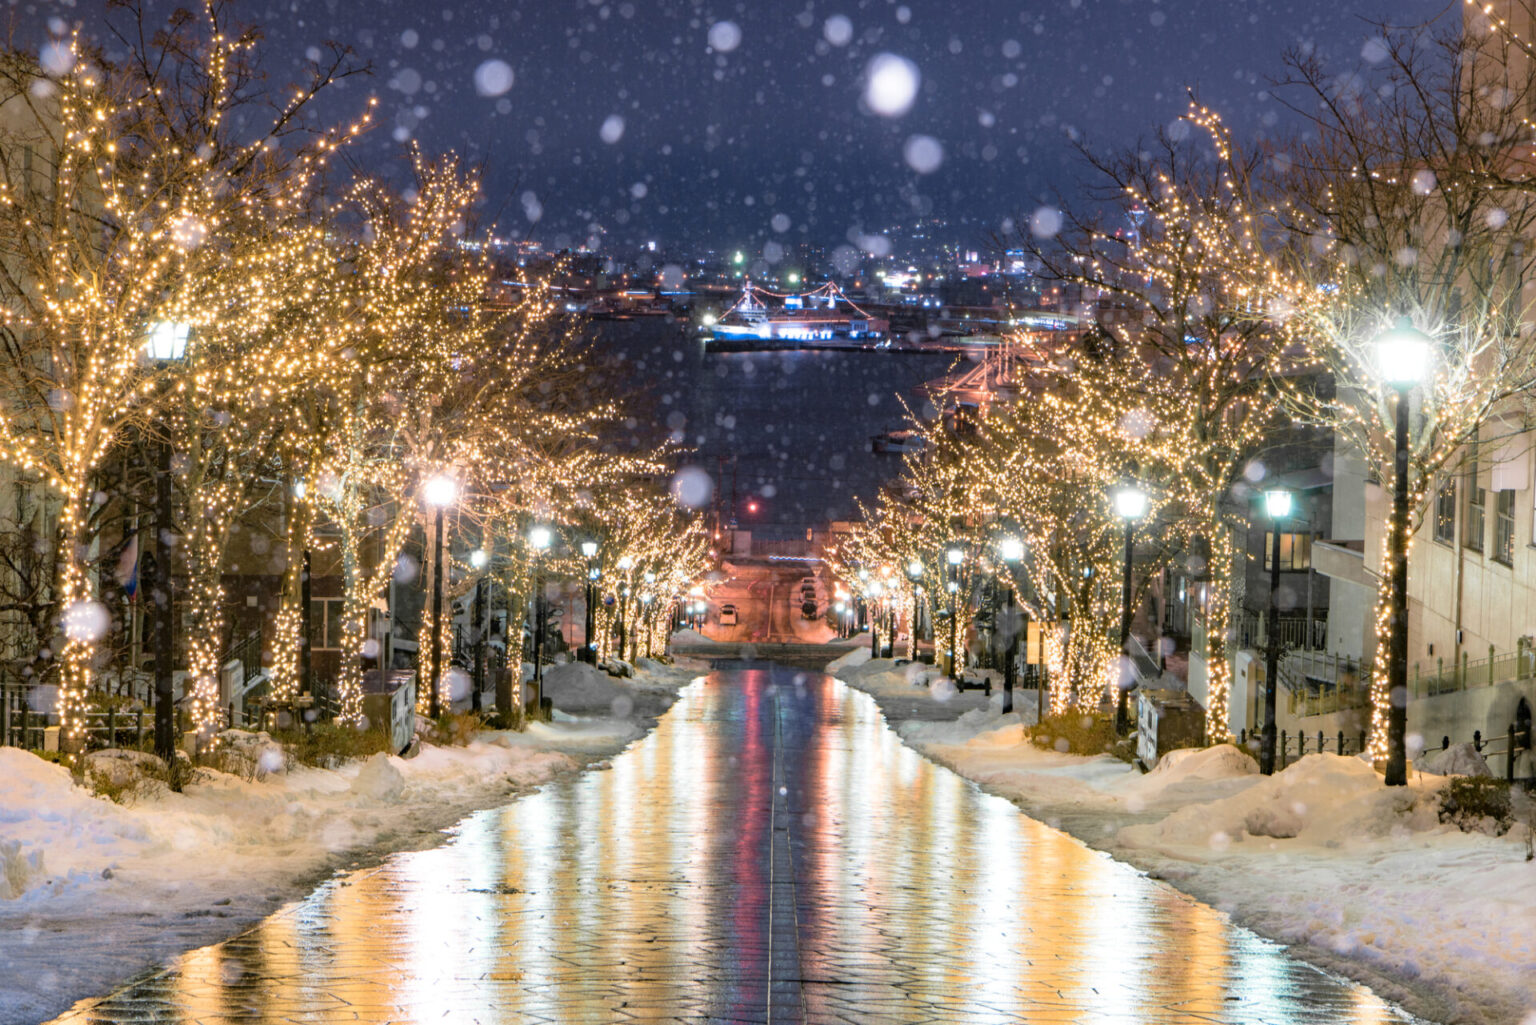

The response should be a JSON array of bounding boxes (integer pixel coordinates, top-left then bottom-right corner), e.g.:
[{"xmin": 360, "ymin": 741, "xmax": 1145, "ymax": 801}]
[{"xmin": 49, "ymin": 665, "xmax": 1426, "ymax": 1024}]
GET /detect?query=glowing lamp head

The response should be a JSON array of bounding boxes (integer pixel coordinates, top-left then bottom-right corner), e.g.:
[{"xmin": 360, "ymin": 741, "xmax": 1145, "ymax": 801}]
[
  {"xmin": 423, "ymin": 475, "xmax": 457, "ymax": 508},
  {"xmin": 907, "ymin": 559, "xmax": 924, "ymax": 580},
  {"xmin": 1375, "ymin": 316, "xmax": 1431, "ymax": 387},
  {"xmin": 946, "ymin": 546, "xmax": 964, "ymax": 566},
  {"xmin": 617, "ymin": 555, "xmax": 635, "ymax": 571},
  {"xmin": 1264, "ymin": 488, "xmax": 1294, "ymax": 520},
  {"xmin": 528, "ymin": 525, "xmax": 552, "ymax": 551},
  {"xmin": 999, "ymin": 538, "xmax": 1024, "ymax": 563},
  {"xmin": 145, "ymin": 321, "xmax": 190, "ymax": 361},
  {"xmin": 292, "ymin": 479, "xmax": 307, "ymax": 500},
  {"xmin": 580, "ymin": 540, "xmax": 599, "ymax": 558},
  {"xmin": 469, "ymin": 549, "xmax": 489, "ymax": 569},
  {"xmin": 1114, "ymin": 486, "xmax": 1148, "ymax": 521}
]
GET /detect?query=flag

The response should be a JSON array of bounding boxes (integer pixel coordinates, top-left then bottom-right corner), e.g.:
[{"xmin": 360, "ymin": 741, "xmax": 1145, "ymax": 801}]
[{"xmin": 117, "ymin": 530, "xmax": 140, "ymax": 601}]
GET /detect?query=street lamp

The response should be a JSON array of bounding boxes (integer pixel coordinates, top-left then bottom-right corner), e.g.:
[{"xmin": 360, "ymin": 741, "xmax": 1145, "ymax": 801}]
[
  {"xmin": 946, "ymin": 545, "xmax": 964, "ymax": 679},
  {"xmin": 906, "ymin": 560, "xmax": 924, "ymax": 661},
  {"xmin": 867, "ymin": 579, "xmax": 884, "ymax": 657},
  {"xmin": 469, "ymin": 547, "xmax": 489, "ymax": 713},
  {"xmin": 423, "ymin": 474, "xmax": 457, "ymax": 720},
  {"xmin": 614, "ymin": 554, "xmax": 634, "ymax": 661},
  {"xmin": 1114, "ymin": 485, "xmax": 1148, "ymax": 733},
  {"xmin": 1259, "ymin": 488, "xmax": 1293, "ymax": 775},
  {"xmin": 999, "ymin": 538, "xmax": 1024, "ymax": 714},
  {"xmin": 528, "ymin": 524, "xmax": 552, "ymax": 716},
  {"xmin": 1376, "ymin": 316, "xmax": 1430, "ymax": 786},
  {"xmin": 144, "ymin": 322, "xmax": 189, "ymax": 765},
  {"xmin": 580, "ymin": 540, "xmax": 599, "ymax": 664}
]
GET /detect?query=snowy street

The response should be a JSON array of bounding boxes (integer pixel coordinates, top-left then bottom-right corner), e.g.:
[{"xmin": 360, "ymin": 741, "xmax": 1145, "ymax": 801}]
[{"xmin": 43, "ymin": 664, "xmax": 1425, "ymax": 1025}]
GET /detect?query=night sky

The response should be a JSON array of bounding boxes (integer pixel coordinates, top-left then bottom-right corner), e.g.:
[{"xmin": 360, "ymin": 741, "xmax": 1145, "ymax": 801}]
[{"xmin": 26, "ymin": 0, "xmax": 1450, "ymax": 250}]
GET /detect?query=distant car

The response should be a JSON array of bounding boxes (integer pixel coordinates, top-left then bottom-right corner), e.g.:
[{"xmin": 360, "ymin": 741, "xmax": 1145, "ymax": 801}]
[{"xmin": 719, "ymin": 604, "xmax": 738, "ymax": 626}]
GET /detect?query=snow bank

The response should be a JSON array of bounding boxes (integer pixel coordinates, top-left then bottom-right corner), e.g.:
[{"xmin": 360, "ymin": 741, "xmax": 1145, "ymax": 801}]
[
  {"xmin": 1119, "ymin": 754, "xmax": 1439, "ymax": 851},
  {"xmin": 1417, "ymin": 742, "xmax": 1492, "ymax": 777},
  {"xmin": 826, "ymin": 646, "xmax": 870, "ymax": 673},
  {"xmin": 349, "ymin": 753, "xmax": 405, "ymax": 802},
  {"xmin": 542, "ymin": 661, "xmax": 633, "ymax": 714}
]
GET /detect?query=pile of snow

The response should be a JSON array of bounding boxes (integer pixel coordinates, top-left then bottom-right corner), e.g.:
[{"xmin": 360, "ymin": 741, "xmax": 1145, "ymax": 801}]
[
  {"xmin": 1416, "ymin": 742, "xmax": 1491, "ymax": 777},
  {"xmin": 349, "ymin": 753, "xmax": 405, "ymax": 802},
  {"xmin": 542, "ymin": 661, "xmax": 634, "ymax": 715},
  {"xmin": 1119, "ymin": 753, "xmax": 1439, "ymax": 852},
  {"xmin": 826, "ymin": 646, "xmax": 870, "ymax": 673}
]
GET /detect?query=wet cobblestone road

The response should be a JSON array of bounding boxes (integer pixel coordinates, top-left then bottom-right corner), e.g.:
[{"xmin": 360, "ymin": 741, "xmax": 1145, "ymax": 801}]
[{"xmin": 50, "ymin": 665, "xmax": 1426, "ymax": 1024}]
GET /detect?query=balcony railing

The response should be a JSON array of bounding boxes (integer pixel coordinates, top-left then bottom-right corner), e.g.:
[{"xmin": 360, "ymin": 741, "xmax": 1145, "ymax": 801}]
[{"xmin": 1237, "ymin": 609, "xmax": 1328, "ymax": 652}]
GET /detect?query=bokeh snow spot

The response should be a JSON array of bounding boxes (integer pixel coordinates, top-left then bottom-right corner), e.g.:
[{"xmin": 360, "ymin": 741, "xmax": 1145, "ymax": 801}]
[
  {"xmin": 708, "ymin": 21, "xmax": 742, "ymax": 53},
  {"xmin": 903, "ymin": 134, "xmax": 944, "ymax": 174},
  {"xmin": 473, "ymin": 59, "xmax": 514, "ymax": 97},
  {"xmin": 600, "ymin": 115, "xmax": 625, "ymax": 144},
  {"xmin": 865, "ymin": 53, "xmax": 920, "ymax": 117}
]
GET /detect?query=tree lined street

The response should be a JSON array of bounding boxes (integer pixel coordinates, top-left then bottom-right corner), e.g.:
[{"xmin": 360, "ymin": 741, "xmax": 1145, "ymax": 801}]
[{"xmin": 46, "ymin": 667, "xmax": 1420, "ymax": 1025}]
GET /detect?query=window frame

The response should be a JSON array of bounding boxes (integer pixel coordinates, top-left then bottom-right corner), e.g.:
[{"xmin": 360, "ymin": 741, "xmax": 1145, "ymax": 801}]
[
  {"xmin": 1494, "ymin": 489, "xmax": 1516, "ymax": 566},
  {"xmin": 1434, "ymin": 478, "xmax": 1456, "ymax": 546},
  {"xmin": 1263, "ymin": 531, "xmax": 1312, "ymax": 572}
]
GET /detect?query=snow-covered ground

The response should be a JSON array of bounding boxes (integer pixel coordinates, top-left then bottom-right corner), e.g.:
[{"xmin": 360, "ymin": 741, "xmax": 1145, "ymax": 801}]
[
  {"xmin": 826, "ymin": 650, "xmax": 1536, "ymax": 1025},
  {"xmin": 0, "ymin": 657, "xmax": 707, "ymax": 1025}
]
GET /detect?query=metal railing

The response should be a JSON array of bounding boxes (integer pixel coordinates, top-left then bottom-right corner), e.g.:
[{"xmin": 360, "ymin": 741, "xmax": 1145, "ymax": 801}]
[
  {"xmin": 1277, "ymin": 650, "xmax": 1370, "ymax": 719},
  {"xmin": 1410, "ymin": 642, "xmax": 1536, "ymax": 700},
  {"xmin": 1236, "ymin": 726, "xmax": 1368, "ymax": 769},
  {"xmin": 1237, "ymin": 609, "xmax": 1328, "ymax": 652}
]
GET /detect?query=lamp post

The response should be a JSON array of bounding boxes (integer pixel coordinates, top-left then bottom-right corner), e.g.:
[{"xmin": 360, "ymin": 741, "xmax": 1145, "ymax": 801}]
[
  {"xmin": 614, "ymin": 554, "xmax": 634, "ymax": 663},
  {"xmin": 469, "ymin": 547, "xmax": 489, "ymax": 713},
  {"xmin": 641, "ymin": 571, "xmax": 656, "ymax": 660},
  {"xmin": 1113, "ymin": 485, "xmax": 1148, "ymax": 733},
  {"xmin": 528, "ymin": 525, "xmax": 552, "ymax": 716},
  {"xmin": 581, "ymin": 540, "xmax": 599, "ymax": 664},
  {"xmin": 867, "ymin": 579, "xmax": 883, "ymax": 658},
  {"xmin": 906, "ymin": 559, "xmax": 924, "ymax": 661},
  {"xmin": 1377, "ymin": 316, "xmax": 1430, "ymax": 786},
  {"xmin": 423, "ymin": 475, "xmax": 457, "ymax": 720},
  {"xmin": 144, "ymin": 322, "xmax": 189, "ymax": 764},
  {"xmin": 1259, "ymin": 488, "xmax": 1293, "ymax": 774},
  {"xmin": 946, "ymin": 545, "xmax": 964, "ymax": 679},
  {"xmin": 999, "ymin": 538, "xmax": 1024, "ymax": 715}
]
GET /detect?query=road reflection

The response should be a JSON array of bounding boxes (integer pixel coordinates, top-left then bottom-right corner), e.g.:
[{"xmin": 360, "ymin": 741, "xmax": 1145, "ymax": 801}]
[{"xmin": 50, "ymin": 665, "xmax": 1424, "ymax": 1024}]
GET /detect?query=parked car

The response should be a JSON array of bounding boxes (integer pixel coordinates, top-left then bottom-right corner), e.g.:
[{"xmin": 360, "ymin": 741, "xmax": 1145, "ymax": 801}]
[{"xmin": 719, "ymin": 604, "xmax": 738, "ymax": 626}]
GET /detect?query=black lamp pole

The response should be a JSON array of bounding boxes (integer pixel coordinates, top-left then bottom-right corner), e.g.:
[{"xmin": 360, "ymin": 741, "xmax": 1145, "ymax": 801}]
[
  {"xmin": 151, "ymin": 440, "xmax": 175, "ymax": 764},
  {"xmin": 1386, "ymin": 385, "xmax": 1411, "ymax": 786},
  {"xmin": 1116, "ymin": 519, "xmax": 1135, "ymax": 734},
  {"xmin": 428, "ymin": 505, "xmax": 445, "ymax": 720},
  {"xmin": 1260, "ymin": 511, "xmax": 1284, "ymax": 774},
  {"xmin": 583, "ymin": 567, "xmax": 597, "ymax": 664},
  {"xmin": 471, "ymin": 574, "xmax": 486, "ymax": 714}
]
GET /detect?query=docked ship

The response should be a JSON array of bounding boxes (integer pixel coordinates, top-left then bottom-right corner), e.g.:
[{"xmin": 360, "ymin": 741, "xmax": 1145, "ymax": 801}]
[{"xmin": 705, "ymin": 279, "xmax": 889, "ymax": 350}]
